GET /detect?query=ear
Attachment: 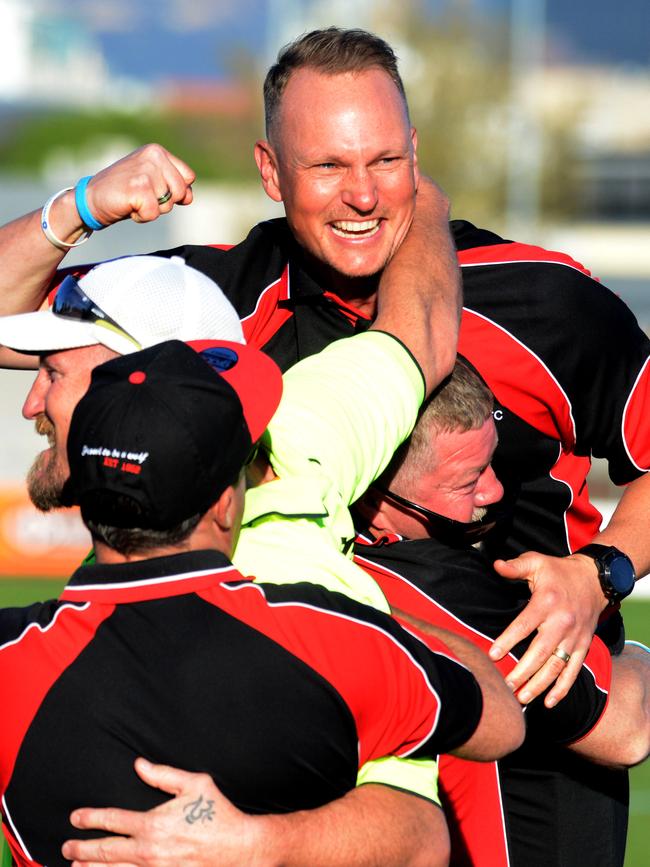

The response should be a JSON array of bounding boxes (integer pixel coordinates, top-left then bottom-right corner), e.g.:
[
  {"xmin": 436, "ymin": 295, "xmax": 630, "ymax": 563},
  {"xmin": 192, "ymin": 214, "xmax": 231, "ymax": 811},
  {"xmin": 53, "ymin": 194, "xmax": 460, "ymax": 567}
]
[
  {"xmin": 356, "ymin": 488, "xmax": 389, "ymax": 526},
  {"xmin": 254, "ymin": 140, "xmax": 283, "ymax": 203},
  {"xmin": 410, "ymin": 127, "xmax": 420, "ymax": 188},
  {"xmin": 212, "ymin": 485, "xmax": 236, "ymax": 532}
]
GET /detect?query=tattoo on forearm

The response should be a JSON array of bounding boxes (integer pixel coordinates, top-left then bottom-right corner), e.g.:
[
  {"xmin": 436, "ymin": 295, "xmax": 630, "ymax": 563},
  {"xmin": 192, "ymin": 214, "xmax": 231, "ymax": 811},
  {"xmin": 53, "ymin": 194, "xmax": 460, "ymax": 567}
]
[{"xmin": 184, "ymin": 795, "xmax": 215, "ymax": 824}]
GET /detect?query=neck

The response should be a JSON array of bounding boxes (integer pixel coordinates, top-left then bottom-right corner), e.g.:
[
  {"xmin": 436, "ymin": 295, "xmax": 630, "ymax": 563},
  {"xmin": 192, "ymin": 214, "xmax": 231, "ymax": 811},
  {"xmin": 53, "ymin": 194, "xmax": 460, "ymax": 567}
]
[
  {"xmin": 92, "ymin": 514, "xmax": 235, "ymax": 565},
  {"xmin": 93, "ymin": 539, "xmax": 193, "ymax": 565},
  {"xmin": 299, "ymin": 249, "xmax": 380, "ymax": 318},
  {"xmin": 328, "ymin": 276, "xmax": 379, "ymax": 318}
]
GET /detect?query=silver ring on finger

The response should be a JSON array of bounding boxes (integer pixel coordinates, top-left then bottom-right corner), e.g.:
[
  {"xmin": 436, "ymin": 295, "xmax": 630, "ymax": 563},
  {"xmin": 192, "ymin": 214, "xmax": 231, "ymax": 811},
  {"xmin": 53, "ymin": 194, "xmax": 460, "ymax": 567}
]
[
  {"xmin": 552, "ymin": 646, "xmax": 571, "ymax": 664},
  {"xmin": 157, "ymin": 189, "xmax": 172, "ymax": 205}
]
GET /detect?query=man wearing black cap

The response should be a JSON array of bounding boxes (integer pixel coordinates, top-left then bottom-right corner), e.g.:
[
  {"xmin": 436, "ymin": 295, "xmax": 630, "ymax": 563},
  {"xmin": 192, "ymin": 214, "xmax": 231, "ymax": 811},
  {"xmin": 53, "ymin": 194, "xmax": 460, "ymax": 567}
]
[{"xmin": 0, "ymin": 340, "xmax": 521, "ymax": 867}]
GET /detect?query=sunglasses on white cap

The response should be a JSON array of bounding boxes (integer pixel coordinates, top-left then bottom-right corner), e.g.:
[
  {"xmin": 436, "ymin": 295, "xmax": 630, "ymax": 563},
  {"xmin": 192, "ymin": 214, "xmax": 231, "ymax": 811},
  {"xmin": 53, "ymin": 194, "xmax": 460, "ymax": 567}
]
[{"xmin": 53, "ymin": 275, "xmax": 142, "ymax": 350}]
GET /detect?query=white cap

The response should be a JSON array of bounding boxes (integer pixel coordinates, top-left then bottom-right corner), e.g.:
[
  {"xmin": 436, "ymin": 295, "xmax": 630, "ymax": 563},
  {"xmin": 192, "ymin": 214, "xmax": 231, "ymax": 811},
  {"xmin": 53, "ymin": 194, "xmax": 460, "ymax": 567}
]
[{"xmin": 0, "ymin": 255, "xmax": 244, "ymax": 356}]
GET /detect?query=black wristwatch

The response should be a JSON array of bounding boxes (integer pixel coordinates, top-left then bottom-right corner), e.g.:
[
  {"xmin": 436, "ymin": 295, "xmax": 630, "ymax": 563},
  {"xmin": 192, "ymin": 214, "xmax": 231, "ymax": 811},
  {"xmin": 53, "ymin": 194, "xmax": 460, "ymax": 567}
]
[{"xmin": 575, "ymin": 543, "xmax": 636, "ymax": 605}]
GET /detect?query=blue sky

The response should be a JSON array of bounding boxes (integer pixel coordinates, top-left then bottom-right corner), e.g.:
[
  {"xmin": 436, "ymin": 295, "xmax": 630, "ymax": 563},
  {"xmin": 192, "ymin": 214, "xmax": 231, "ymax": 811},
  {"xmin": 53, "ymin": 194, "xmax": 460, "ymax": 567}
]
[{"xmin": 40, "ymin": 0, "xmax": 649, "ymax": 83}]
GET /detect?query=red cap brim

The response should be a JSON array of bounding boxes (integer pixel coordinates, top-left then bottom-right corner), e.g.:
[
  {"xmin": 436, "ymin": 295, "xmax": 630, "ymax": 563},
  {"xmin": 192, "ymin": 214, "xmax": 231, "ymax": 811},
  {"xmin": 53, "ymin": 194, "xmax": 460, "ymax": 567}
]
[{"xmin": 187, "ymin": 340, "xmax": 283, "ymax": 442}]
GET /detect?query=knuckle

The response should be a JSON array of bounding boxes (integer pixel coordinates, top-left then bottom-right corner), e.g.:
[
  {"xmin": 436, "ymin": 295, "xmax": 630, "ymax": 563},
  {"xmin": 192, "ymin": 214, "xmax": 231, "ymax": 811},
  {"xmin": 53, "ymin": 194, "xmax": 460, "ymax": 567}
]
[
  {"xmin": 194, "ymin": 771, "xmax": 213, "ymax": 789},
  {"xmin": 142, "ymin": 142, "xmax": 166, "ymax": 160},
  {"xmin": 537, "ymin": 587, "xmax": 561, "ymax": 607},
  {"xmin": 556, "ymin": 610, "xmax": 577, "ymax": 631},
  {"xmin": 150, "ymin": 814, "xmax": 168, "ymax": 835},
  {"xmin": 132, "ymin": 172, "xmax": 156, "ymax": 193},
  {"xmin": 106, "ymin": 807, "xmax": 121, "ymax": 824},
  {"xmin": 140, "ymin": 840, "xmax": 157, "ymax": 861}
]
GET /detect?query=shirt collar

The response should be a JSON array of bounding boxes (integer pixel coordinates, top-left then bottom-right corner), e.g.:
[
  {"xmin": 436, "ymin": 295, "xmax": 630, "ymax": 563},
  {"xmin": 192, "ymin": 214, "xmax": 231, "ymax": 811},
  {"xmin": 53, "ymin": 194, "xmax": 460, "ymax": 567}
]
[{"xmin": 61, "ymin": 550, "xmax": 242, "ymax": 604}]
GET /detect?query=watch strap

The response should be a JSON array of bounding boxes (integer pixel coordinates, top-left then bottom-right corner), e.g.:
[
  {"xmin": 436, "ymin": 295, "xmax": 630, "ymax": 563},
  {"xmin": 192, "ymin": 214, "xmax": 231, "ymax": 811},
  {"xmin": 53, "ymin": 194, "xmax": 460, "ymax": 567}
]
[
  {"xmin": 575, "ymin": 543, "xmax": 616, "ymax": 560},
  {"xmin": 575, "ymin": 543, "xmax": 635, "ymax": 604}
]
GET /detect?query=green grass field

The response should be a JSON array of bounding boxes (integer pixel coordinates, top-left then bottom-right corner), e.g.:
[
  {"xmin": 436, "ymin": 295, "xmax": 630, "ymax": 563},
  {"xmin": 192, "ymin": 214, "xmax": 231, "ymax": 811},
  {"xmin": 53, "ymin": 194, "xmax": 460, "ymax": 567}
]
[{"xmin": 0, "ymin": 579, "xmax": 648, "ymax": 866}]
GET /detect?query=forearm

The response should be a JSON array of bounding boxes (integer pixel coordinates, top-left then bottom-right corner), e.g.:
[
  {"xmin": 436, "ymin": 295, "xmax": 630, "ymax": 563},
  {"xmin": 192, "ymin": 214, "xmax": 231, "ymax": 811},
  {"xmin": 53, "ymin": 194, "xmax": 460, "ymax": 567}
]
[
  {"xmin": 591, "ymin": 472, "xmax": 650, "ymax": 578},
  {"xmin": 372, "ymin": 179, "xmax": 462, "ymax": 396},
  {"xmin": 64, "ymin": 765, "xmax": 450, "ymax": 867},
  {"xmin": 569, "ymin": 643, "xmax": 650, "ymax": 768},
  {"xmin": 255, "ymin": 785, "xmax": 448, "ymax": 867},
  {"xmin": 0, "ymin": 201, "xmax": 79, "ymax": 316},
  {"xmin": 393, "ymin": 609, "xmax": 524, "ymax": 760}
]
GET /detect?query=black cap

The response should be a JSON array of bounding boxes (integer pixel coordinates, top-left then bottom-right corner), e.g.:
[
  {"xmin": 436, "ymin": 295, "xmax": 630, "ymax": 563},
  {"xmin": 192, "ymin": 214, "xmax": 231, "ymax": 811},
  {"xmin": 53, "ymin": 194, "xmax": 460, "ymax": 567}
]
[{"xmin": 66, "ymin": 340, "xmax": 282, "ymax": 530}]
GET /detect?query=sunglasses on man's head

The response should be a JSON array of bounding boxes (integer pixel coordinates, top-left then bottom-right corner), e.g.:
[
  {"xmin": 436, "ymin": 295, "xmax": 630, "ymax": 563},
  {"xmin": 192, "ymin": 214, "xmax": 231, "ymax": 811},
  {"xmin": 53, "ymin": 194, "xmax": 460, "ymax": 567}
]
[{"xmin": 53, "ymin": 275, "xmax": 142, "ymax": 350}]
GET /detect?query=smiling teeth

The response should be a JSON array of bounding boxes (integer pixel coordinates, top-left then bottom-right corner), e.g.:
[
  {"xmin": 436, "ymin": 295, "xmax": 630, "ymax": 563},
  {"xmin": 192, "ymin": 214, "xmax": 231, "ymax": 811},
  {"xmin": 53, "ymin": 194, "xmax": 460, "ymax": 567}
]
[{"xmin": 331, "ymin": 220, "xmax": 380, "ymax": 238}]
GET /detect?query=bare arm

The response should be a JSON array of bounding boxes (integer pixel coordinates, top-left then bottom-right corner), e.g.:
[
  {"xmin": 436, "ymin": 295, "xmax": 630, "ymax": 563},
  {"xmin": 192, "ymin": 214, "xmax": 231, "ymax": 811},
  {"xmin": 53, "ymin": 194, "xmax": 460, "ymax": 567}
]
[
  {"xmin": 568, "ymin": 642, "xmax": 650, "ymax": 768},
  {"xmin": 393, "ymin": 610, "xmax": 525, "ymax": 761},
  {"xmin": 371, "ymin": 177, "xmax": 462, "ymax": 396},
  {"xmin": 62, "ymin": 759, "xmax": 449, "ymax": 867},
  {"xmin": 489, "ymin": 474, "xmax": 650, "ymax": 709},
  {"xmin": 0, "ymin": 144, "xmax": 195, "ymax": 319},
  {"xmin": 596, "ymin": 472, "xmax": 650, "ymax": 577}
]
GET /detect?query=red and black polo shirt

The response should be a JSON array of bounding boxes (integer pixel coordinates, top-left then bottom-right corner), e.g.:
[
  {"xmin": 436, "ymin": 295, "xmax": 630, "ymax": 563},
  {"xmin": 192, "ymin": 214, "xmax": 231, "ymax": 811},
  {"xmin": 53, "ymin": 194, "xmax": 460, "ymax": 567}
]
[{"xmin": 0, "ymin": 549, "xmax": 481, "ymax": 867}]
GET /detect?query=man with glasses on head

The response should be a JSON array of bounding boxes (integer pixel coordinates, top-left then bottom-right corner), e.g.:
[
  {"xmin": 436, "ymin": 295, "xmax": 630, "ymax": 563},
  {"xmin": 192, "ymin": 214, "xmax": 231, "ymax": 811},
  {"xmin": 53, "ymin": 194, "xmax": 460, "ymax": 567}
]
[{"xmin": 0, "ymin": 253, "xmax": 246, "ymax": 517}]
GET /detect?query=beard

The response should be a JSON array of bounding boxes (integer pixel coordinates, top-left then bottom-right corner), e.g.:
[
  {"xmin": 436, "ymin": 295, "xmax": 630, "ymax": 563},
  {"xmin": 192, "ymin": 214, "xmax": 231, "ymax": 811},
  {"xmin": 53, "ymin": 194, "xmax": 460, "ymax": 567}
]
[{"xmin": 27, "ymin": 414, "xmax": 68, "ymax": 511}]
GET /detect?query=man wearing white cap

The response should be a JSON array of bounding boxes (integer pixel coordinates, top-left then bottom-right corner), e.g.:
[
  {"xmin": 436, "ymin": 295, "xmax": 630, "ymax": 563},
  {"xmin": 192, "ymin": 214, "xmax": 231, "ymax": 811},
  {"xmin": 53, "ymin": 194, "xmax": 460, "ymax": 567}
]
[{"xmin": 0, "ymin": 254, "xmax": 245, "ymax": 515}]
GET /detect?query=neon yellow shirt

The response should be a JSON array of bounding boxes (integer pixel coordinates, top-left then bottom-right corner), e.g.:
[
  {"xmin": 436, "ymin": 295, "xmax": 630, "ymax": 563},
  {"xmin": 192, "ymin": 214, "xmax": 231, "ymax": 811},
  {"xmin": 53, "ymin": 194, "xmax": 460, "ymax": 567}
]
[
  {"xmin": 235, "ymin": 331, "xmax": 440, "ymax": 802},
  {"xmin": 235, "ymin": 331, "xmax": 424, "ymax": 610}
]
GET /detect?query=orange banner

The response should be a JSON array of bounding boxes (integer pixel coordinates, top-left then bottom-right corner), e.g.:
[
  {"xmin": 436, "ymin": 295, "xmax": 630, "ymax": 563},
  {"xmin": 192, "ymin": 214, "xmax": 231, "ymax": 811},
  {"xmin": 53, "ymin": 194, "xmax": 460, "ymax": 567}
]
[{"xmin": 0, "ymin": 484, "xmax": 91, "ymax": 577}]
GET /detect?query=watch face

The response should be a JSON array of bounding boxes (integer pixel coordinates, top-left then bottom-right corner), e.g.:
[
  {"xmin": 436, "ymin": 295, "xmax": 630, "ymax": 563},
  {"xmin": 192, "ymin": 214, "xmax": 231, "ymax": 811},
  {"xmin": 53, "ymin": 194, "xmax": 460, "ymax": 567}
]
[{"xmin": 608, "ymin": 553, "xmax": 636, "ymax": 595}]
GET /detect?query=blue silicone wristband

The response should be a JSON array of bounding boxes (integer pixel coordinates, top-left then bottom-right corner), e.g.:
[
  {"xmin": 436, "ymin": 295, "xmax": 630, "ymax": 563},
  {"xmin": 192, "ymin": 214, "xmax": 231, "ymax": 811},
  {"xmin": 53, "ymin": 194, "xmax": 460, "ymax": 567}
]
[{"xmin": 74, "ymin": 175, "xmax": 105, "ymax": 231}]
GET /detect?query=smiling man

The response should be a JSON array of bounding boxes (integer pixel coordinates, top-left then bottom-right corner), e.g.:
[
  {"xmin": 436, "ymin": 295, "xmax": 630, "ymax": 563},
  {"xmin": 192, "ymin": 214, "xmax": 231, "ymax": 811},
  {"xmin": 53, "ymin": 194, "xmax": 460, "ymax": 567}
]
[
  {"xmin": 0, "ymin": 30, "xmax": 647, "ymax": 703},
  {"xmin": 25, "ymin": 345, "xmax": 114, "ymax": 511},
  {"xmin": 255, "ymin": 64, "xmax": 418, "ymax": 295}
]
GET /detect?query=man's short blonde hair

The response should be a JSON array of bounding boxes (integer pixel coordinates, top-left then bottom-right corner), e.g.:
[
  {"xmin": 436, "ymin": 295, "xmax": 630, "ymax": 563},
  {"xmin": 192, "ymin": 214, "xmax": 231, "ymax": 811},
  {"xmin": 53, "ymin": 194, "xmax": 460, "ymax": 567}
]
[
  {"xmin": 383, "ymin": 361, "xmax": 494, "ymax": 491},
  {"xmin": 264, "ymin": 27, "xmax": 409, "ymax": 143}
]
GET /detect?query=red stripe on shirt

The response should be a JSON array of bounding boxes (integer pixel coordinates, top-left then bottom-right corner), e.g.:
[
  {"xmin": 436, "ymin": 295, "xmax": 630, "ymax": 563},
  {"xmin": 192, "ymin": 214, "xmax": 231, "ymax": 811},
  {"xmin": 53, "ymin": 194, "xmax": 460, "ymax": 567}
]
[
  {"xmin": 458, "ymin": 308, "xmax": 576, "ymax": 447},
  {"xmin": 623, "ymin": 356, "xmax": 650, "ymax": 471},
  {"xmin": 549, "ymin": 447, "xmax": 603, "ymax": 550},
  {"xmin": 458, "ymin": 242, "xmax": 594, "ymax": 278},
  {"xmin": 0, "ymin": 604, "xmax": 113, "ymax": 790},
  {"xmin": 240, "ymin": 269, "xmax": 293, "ymax": 349},
  {"xmin": 202, "ymin": 582, "xmax": 444, "ymax": 766}
]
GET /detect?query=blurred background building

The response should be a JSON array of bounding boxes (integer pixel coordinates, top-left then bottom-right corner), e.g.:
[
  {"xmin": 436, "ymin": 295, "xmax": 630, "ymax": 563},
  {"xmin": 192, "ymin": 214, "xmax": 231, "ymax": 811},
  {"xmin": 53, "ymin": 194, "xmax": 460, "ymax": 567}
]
[{"xmin": 0, "ymin": 0, "xmax": 648, "ymax": 573}]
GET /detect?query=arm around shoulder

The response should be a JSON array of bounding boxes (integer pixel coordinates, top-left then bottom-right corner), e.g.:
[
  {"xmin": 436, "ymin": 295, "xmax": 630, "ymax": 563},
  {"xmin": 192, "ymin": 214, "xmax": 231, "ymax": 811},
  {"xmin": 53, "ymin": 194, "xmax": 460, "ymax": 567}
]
[
  {"xmin": 63, "ymin": 759, "xmax": 450, "ymax": 867},
  {"xmin": 569, "ymin": 641, "xmax": 650, "ymax": 768},
  {"xmin": 372, "ymin": 177, "xmax": 462, "ymax": 396},
  {"xmin": 394, "ymin": 609, "xmax": 525, "ymax": 761}
]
